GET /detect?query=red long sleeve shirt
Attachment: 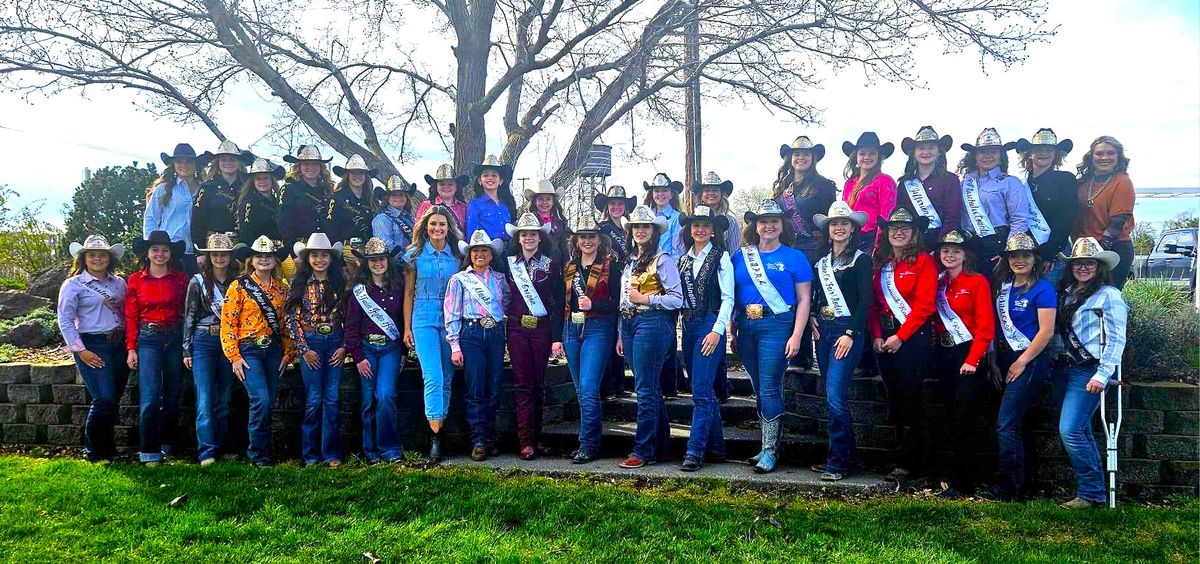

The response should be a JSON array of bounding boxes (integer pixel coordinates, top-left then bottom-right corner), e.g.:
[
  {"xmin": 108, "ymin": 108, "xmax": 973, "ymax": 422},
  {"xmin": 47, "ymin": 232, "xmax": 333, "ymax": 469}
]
[
  {"xmin": 124, "ymin": 269, "xmax": 188, "ymax": 350},
  {"xmin": 868, "ymin": 253, "xmax": 937, "ymax": 341},
  {"xmin": 933, "ymin": 271, "xmax": 996, "ymax": 367}
]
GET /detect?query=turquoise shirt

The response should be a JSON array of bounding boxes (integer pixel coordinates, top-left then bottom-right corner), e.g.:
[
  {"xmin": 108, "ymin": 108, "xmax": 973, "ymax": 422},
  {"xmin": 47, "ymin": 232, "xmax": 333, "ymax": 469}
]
[
  {"xmin": 143, "ymin": 179, "xmax": 195, "ymax": 253},
  {"xmin": 404, "ymin": 241, "xmax": 459, "ymax": 328}
]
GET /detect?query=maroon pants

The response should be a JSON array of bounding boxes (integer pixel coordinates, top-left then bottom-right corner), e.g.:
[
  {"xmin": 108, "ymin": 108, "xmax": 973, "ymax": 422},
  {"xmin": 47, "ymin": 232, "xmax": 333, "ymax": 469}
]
[{"xmin": 507, "ymin": 322, "xmax": 552, "ymax": 448}]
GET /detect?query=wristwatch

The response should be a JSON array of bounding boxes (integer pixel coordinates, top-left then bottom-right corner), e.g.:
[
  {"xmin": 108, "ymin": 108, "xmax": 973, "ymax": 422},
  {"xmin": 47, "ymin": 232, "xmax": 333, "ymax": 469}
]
[{"xmin": 843, "ymin": 329, "xmax": 855, "ymax": 337}]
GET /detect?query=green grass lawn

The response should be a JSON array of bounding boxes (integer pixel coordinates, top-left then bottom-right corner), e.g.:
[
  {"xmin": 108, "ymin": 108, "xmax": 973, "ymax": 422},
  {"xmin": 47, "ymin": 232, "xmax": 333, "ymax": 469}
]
[{"xmin": 0, "ymin": 455, "xmax": 1194, "ymax": 562}]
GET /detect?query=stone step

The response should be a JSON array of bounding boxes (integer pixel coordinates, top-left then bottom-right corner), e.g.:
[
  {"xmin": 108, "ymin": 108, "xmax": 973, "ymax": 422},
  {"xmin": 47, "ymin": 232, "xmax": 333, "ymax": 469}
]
[
  {"xmin": 622, "ymin": 370, "xmax": 756, "ymax": 397},
  {"xmin": 540, "ymin": 420, "xmax": 826, "ymax": 462},
  {"xmin": 596, "ymin": 395, "xmax": 759, "ymax": 426}
]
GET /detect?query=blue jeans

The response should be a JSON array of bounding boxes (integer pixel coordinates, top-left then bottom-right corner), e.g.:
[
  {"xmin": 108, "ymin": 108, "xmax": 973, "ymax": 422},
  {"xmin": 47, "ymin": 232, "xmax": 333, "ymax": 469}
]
[
  {"xmin": 413, "ymin": 309, "xmax": 454, "ymax": 421},
  {"xmin": 814, "ymin": 316, "xmax": 865, "ymax": 474},
  {"xmin": 681, "ymin": 313, "xmax": 726, "ymax": 459},
  {"xmin": 995, "ymin": 349, "xmax": 1049, "ymax": 498},
  {"xmin": 136, "ymin": 327, "xmax": 183, "ymax": 462},
  {"xmin": 622, "ymin": 310, "xmax": 673, "ymax": 462},
  {"xmin": 735, "ymin": 309, "xmax": 796, "ymax": 421},
  {"xmin": 239, "ymin": 343, "xmax": 281, "ymax": 464},
  {"xmin": 191, "ymin": 330, "xmax": 234, "ymax": 462},
  {"xmin": 73, "ymin": 333, "xmax": 128, "ymax": 461},
  {"xmin": 1053, "ymin": 362, "xmax": 1107, "ymax": 503},
  {"xmin": 564, "ymin": 316, "xmax": 617, "ymax": 455},
  {"xmin": 460, "ymin": 322, "xmax": 506, "ymax": 447},
  {"xmin": 360, "ymin": 340, "xmax": 406, "ymax": 462},
  {"xmin": 298, "ymin": 331, "xmax": 344, "ymax": 464}
]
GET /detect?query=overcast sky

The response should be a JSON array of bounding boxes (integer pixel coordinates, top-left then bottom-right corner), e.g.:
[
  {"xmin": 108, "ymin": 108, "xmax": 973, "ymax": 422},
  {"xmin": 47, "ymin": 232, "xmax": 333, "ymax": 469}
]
[{"xmin": 0, "ymin": 0, "xmax": 1196, "ymax": 227}]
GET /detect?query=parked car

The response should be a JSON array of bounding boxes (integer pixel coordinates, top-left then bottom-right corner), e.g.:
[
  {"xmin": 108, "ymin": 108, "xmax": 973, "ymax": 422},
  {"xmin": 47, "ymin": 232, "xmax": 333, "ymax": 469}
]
[{"xmin": 1138, "ymin": 227, "xmax": 1197, "ymax": 289}]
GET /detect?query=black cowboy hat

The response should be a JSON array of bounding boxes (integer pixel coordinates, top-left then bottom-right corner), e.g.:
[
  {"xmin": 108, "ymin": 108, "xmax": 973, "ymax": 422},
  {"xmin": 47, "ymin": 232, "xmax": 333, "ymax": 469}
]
[
  {"xmin": 133, "ymin": 230, "xmax": 186, "ymax": 258},
  {"xmin": 1015, "ymin": 128, "xmax": 1074, "ymax": 155},
  {"xmin": 593, "ymin": 185, "xmax": 637, "ymax": 214},
  {"xmin": 878, "ymin": 207, "xmax": 931, "ymax": 233},
  {"xmin": 778, "ymin": 136, "xmax": 826, "ymax": 162},
  {"xmin": 160, "ymin": 143, "xmax": 209, "ymax": 167},
  {"xmin": 900, "ymin": 126, "xmax": 953, "ymax": 156},
  {"xmin": 841, "ymin": 132, "xmax": 895, "ymax": 160},
  {"xmin": 679, "ymin": 206, "xmax": 731, "ymax": 234},
  {"xmin": 691, "ymin": 172, "xmax": 734, "ymax": 197},
  {"xmin": 643, "ymin": 173, "xmax": 684, "ymax": 194}
]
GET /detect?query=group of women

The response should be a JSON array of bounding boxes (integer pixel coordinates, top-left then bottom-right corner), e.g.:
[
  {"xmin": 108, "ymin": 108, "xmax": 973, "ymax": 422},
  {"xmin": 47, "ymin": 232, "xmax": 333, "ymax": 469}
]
[{"xmin": 56, "ymin": 128, "xmax": 1132, "ymax": 509}]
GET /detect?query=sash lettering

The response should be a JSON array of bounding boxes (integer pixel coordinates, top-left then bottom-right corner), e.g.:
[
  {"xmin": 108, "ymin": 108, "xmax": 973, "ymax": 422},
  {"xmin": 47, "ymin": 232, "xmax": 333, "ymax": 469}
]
[
  {"xmin": 76, "ymin": 277, "xmax": 122, "ymax": 319},
  {"xmin": 936, "ymin": 275, "xmax": 972, "ymax": 345},
  {"xmin": 239, "ymin": 275, "xmax": 282, "ymax": 340},
  {"xmin": 816, "ymin": 252, "xmax": 855, "ymax": 318},
  {"xmin": 742, "ymin": 245, "xmax": 789, "ymax": 315},
  {"xmin": 508, "ymin": 257, "xmax": 548, "ymax": 317},
  {"xmin": 193, "ymin": 273, "xmax": 226, "ymax": 320},
  {"xmin": 904, "ymin": 178, "xmax": 942, "ymax": 229},
  {"xmin": 456, "ymin": 270, "xmax": 504, "ymax": 320},
  {"xmin": 1021, "ymin": 181, "xmax": 1052, "ymax": 245},
  {"xmin": 352, "ymin": 284, "xmax": 400, "ymax": 341},
  {"xmin": 962, "ymin": 175, "xmax": 996, "ymax": 237},
  {"xmin": 997, "ymin": 282, "xmax": 1032, "ymax": 351},
  {"xmin": 881, "ymin": 262, "xmax": 912, "ymax": 324}
]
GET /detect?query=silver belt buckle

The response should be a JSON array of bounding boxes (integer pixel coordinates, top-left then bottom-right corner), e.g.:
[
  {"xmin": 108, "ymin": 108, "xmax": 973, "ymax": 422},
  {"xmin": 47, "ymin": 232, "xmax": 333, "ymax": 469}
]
[
  {"xmin": 571, "ymin": 312, "xmax": 586, "ymax": 324},
  {"xmin": 480, "ymin": 317, "xmax": 497, "ymax": 329},
  {"xmin": 819, "ymin": 306, "xmax": 835, "ymax": 320},
  {"xmin": 366, "ymin": 334, "xmax": 388, "ymax": 345}
]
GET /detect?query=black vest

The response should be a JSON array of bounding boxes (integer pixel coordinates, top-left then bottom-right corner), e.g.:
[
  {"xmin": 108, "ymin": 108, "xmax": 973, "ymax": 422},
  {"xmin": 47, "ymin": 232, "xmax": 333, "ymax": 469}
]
[{"xmin": 679, "ymin": 248, "xmax": 722, "ymax": 315}]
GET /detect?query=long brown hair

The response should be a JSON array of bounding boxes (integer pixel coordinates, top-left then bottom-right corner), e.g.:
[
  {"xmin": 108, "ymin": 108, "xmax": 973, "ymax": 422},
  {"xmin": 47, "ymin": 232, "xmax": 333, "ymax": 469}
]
[
  {"xmin": 335, "ymin": 176, "xmax": 380, "ymax": 214},
  {"xmin": 238, "ymin": 174, "xmax": 280, "ymax": 214},
  {"xmin": 991, "ymin": 250, "xmax": 1045, "ymax": 299},
  {"xmin": 524, "ymin": 194, "xmax": 567, "ymax": 227},
  {"xmin": 352, "ymin": 254, "xmax": 404, "ymax": 294},
  {"xmin": 570, "ymin": 231, "xmax": 614, "ymax": 263},
  {"xmin": 406, "ymin": 205, "xmax": 463, "ymax": 260},
  {"xmin": 642, "ymin": 190, "xmax": 681, "ymax": 213},
  {"xmin": 1075, "ymin": 135, "xmax": 1131, "ymax": 179},
  {"xmin": 627, "ymin": 226, "xmax": 663, "ymax": 276},
  {"xmin": 1058, "ymin": 261, "xmax": 1113, "ymax": 321},
  {"xmin": 203, "ymin": 156, "xmax": 249, "ymax": 184},
  {"xmin": 899, "ymin": 150, "xmax": 950, "ymax": 183},
  {"xmin": 957, "ymin": 151, "xmax": 1010, "ymax": 176},
  {"xmin": 1018, "ymin": 150, "xmax": 1065, "ymax": 175},
  {"xmin": 740, "ymin": 217, "xmax": 798, "ymax": 248},
  {"xmin": 146, "ymin": 165, "xmax": 199, "ymax": 208},
  {"xmin": 843, "ymin": 153, "xmax": 880, "ymax": 205},
  {"xmin": 772, "ymin": 154, "xmax": 826, "ymax": 200},
  {"xmin": 198, "ymin": 252, "xmax": 238, "ymax": 310},
  {"xmin": 68, "ymin": 251, "xmax": 117, "ymax": 277},
  {"xmin": 872, "ymin": 227, "xmax": 925, "ymax": 268},
  {"xmin": 285, "ymin": 162, "xmax": 335, "ymax": 194}
]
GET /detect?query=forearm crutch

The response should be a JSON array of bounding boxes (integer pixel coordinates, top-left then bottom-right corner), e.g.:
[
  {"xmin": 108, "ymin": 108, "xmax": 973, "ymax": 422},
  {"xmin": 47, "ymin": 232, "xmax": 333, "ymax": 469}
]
[{"xmin": 1096, "ymin": 309, "xmax": 1123, "ymax": 508}]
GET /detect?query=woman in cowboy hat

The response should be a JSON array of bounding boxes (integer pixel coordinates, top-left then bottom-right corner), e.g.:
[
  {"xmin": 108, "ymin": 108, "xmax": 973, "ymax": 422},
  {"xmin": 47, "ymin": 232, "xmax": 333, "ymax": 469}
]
[
  {"xmin": 841, "ymin": 132, "xmax": 898, "ymax": 253},
  {"xmin": 808, "ymin": 201, "xmax": 872, "ymax": 481},
  {"xmin": 466, "ymin": 155, "xmax": 518, "ymax": 245},
  {"xmin": 1052, "ymin": 237, "xmax": 1128, "ymax": 509},
  {"xmin": 956, "ymin": 128, "xmax": 1032, "ymax": 267},
  {"xmin": 1072, "ymin": 136, "xmax": 1136, "ymax": 288},
  {"xmin": 504, "ymin": 213, "xmax": 566, "ymax": 460},
  {"xmin": 987, "ymin": 232, "xmax": 1057, "ymax": 501},
  {"xmin": 416, "ymin": 163, "xmax": 469, "ymax": 230},
  {"xmin": 278, "ymin": 144, "xmax": 335, "ymax": 245},
  {"xmin": 868, "ymin": 208, "xmax": 937, "ymax": 481},
  {"xmin": 594, "ymin": 185, "xmax": 636, "ymax": 400},
  {"xmin": 236, "ymin": 158, "xmax": 285, "ymax": 245},
  {"xmin": 372, "ymin": 174, "xmax": 418, "ymax": 254},
  {"xmin": 694, "ymin": 172, "xmax": 743, "ymax": 257},
  {"xmin": 522, "ymin": 179, "xmax": 570, "ymax": 266},
  {"xmin": 402, "ymin": 205, "xmax": 464, "ymax": 461},
  {"xmin": 327, "ymin": 154, "xmax": 383, "ymax": 261},
  {"xmin": 642, "ymin": 173, "xmax": 686, "ymax": 398},
  {"xmin": 125, "ymin": 230, "xmax": 189, "ymax": 465},
  {"xmin": 896, "ymin": 126, "xmax": 962, "ymax": 244},
  {"xmin": 445, "ymin": 230, "xmax": 509, "ymax": 462},
  {"xmin": 347, "ymin": 237, "xmax": 409, "ymax": 464},
  {"xmin": 676, "ymin": 205, "xmax": 734, "ymax": 472},
  {"xmin": 145, "ymin": 143, "xmax": 207, "ymax": 276},
  {"xmin": 183, "ymin": 233, "xmax": 241, "ymax": 466},
  {"xmin": 1016, "ymin": 129, "xmax": 1078, "ymax": 287},
  {"xmin": 193, "ymin": 140, "xmax": 255, "ymax": 247},
  {"xmin": 286, "ymin": 233, "xmax": 348, "ymax": 468},
  {"xmin": 773, "ymin": 137, "xmax": 836, "ymax": 260},
  {"xmin": 222, "ymin": 236, "xmax": 295, "ymax": 466},
  {"xmin": 561, "ymin": 211, "xmax": 623, "ymax": 464},
  {"xmin": 729, "ymin": 200, "xmax": 813, "ymax": 473},
  {"xmin": 928, "ymin": 229, "xmax": 995, "ymax": 499},
  {"xmin": 57, "ymin": 235, "xmax": 128, "ymax": 463},
  {"xmin": 614, "ymin": 205, "xmax": 684, "ymax": 469}
]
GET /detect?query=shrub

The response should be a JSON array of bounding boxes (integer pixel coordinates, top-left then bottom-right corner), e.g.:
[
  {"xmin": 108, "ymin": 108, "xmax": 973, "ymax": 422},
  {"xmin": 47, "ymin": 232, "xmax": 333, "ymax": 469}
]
[
  {"xmin": 1123, "ymin": 278, "xmax": 1200, "ymax": 383},
  {"xmin": 0, "ymin": 306, "xmax": 60, "ymax": 346},
  {"xmin": 0, "ymin": 186, "xmax": 62, "ymax": 277},
  {"xmin": 0, "ymin": 277, "xmax": 27, "ymax": 290}
]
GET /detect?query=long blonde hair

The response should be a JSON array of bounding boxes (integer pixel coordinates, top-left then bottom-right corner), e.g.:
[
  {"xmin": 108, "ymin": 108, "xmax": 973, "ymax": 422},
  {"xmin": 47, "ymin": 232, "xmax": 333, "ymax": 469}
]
[
  {"xmin": 406, "ymin": 205, "xmax": 464, "ymax": 260},
  {"xmin": 1076, "ymin": 135, "xmax": 1131, "ymax": 179},
  {"xmin": 285, "ymin": 162, "xmax": 335, "ymax": 194}
]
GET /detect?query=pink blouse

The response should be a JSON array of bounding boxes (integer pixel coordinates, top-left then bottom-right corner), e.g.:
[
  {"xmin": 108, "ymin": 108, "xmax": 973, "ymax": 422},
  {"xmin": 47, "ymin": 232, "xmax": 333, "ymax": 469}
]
[
  {"xmin": 415, "ymin": 197, "xmax": 468, "ymax": 233},
  {"xmin": 842, "ymin": 174, "xmax": 897, "ymax": 235}
]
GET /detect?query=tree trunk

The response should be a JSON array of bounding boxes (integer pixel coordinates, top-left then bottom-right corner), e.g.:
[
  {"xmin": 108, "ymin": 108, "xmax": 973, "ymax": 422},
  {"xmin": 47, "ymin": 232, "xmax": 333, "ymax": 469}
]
[{"xmin": 451, "ymin": 4, "xmax": 496, "ymax": 200}]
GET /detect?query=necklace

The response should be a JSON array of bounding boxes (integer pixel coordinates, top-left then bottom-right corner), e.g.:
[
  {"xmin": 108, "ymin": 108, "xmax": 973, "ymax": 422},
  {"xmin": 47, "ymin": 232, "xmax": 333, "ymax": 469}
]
[{"xmin": 1086, "ymin": 175, "xmax": 1114, "ymax": 207}]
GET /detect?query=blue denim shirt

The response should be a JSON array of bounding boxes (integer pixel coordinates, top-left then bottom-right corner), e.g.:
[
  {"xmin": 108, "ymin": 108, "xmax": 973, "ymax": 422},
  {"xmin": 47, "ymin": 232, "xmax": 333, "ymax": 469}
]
[
  {"xmin": 466, "ymin": 195, "xmax": 513, "ymax": 243},
  {"xmin": 372, "ymin": 207, "xmax": 415, "ymax": 252},
  {"xmin": 655, "ymin": 204, "xmax": 685, "ymax": 259},
  {"xmin": 144, "ymin": 179, "xmax": 196, "ymax": 253},
  {"xmin": 404, "ymin": 241, "xmax": 459, "ymax": 328}
]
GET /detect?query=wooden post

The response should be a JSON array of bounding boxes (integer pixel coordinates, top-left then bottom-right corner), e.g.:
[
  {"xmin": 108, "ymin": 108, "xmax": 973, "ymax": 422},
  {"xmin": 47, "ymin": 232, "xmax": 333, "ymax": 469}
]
[{"xmin": 683, "ymin": 2, "xmax": 700, "ymax": 213}]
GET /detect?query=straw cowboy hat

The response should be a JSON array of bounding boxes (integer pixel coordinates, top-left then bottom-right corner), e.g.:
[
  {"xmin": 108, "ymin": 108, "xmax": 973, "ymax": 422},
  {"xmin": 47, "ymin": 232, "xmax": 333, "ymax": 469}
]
[
  {"xmin": 283, "ymin": 144, "xmax": 333, "ymax": 164},
  {"xmin": 293, "ymin": 233, "xmax": 344, "ymax": 260},
  {"xmin": 69, "ymin": 235, "xmax": 125, "ymax": 260},
  {"xmin": 352, "ymin": 237, "xmax": 396, "ymax": 261},
  {"xmin": 523, "ymin": 179, "xmax": 563, "ymax": 202},
  {"xmin": 679, "ymin": 205, "xmax": 730, "ymax": 234},
  {"xmin": 813, "ymin": 200, "xmax": 868, "ymax": 231},
  {"xmin": 471, "ymin": 154, "xmax": 514, "ymax": 181},
  {"xmin": 233, "ymin": 235, "xmax": 289, "ymax": 261},
  {"xmin": 622, "ymin": 205, "xmax": 669, "ymax": 232},
  {"xmin": 458, "ymin": 229, "xmax": 506, "ymax": 255},
  {"xmin": 779, "ymin": 135, "xmax": 826, "ymax": 162},
  {"xmin": 133, "ymin": 230, "xmax": 185, "ymax": 257},
  {"xmin": 505, "ymin": 212, "xmax": 552, "ymax": 238},
  {"xmin": 961, "ymin": 128, "xmax": 1017, "ymax": 153},
  {"xmin": 593, "ymin": 185, "xmax": 637, "ymax": 214},
  {"xmin": 572, "ymin": 212, "xmax": 603, "ymax": 235},
  {"xmin": 691, "ymin": 171, "xmax": 734, "ymax": 196},
  {"xmin": 247, "ymin": 157, "xmax": 286, "ymax": 179},
  {"xmin": 743, "ymin": 199, "xmax": 796, "ymax": 224},
  {"xmin": 878, "ymin": 207, "xmax": 931, "ymax": 233},
  {"xmin": 1015, "ymin": 128, "xmax": 1074, "ymax": 155},
  {"xmin": 424, "ymin": 163, "xmax": 470, "ymax": 189},
  {"xmin": 385, "ymin": 174, "xmax": 417, "ymax": 195},
  {"xmin": 160, "ymin": 143, "xmax": 208, "ymax": 167},
  {"xmin": 201, "ymin": 140, "xmax": 255, "ymax": 166},
  {"xmin": 933, "ymin": 229, "xmax": 973, "ymax": 250},
  {"xmin": 333, "ymin": 154, "xmax": 379, "ymax": 179},
  {"xmin": 1003, "ymin": 232, "xmax": 1039, "ymax": 254},
  {"xmin": 643, "ymin": 173, "xmax": 684, "ymax": 194},
  {"xmin": 842, "ymin": 132, "xmax": 895, "ymax": 160},
  {"xmin": 1060, "ymin": 237, "xmax": 1120, "ymax": 270},
  {"xmin": 194, "ymin": 232, "xmax": 237, "ymax": 254},
  {"xmin": 901, "ymin": 126, "xmax": 954, "ymax": 156}
]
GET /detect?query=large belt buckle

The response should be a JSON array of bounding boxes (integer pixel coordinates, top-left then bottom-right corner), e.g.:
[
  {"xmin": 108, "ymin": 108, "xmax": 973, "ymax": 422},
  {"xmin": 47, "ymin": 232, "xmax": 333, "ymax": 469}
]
[
  {"xmin": 939, "ymin": 333, "xmax": 957, "ymax": 348},
  {"xmin": 620, "ymin": 309, "xmax": 635, "ymax": 319},
  {"xmin": 520, "ymin": 315, "xmax": 539, "ymax": 329},
  {"xmin": 366, "ymin": 334, "xmax": 388, "ymax": 346},
  {"xmin": 253, "ymin": 335, "xmax": 272, "ymax": 348},
  {"xmin": 571, "ymin": 312, "xmax": 586, "ymax": 324},
  {"xmin": 744, "ymin": 304, "xmax": 764, "ymax": 320},
  {"xmin": 819, "ymin": 306, "xmax": 835, "ymax": 320},
  {"xmin": 480, "ymin": 317, "xmax": 497, "ymax": 329},
  {"xmin": 315, "ymin": 323, "xmax": 333, "ymax": 335}
]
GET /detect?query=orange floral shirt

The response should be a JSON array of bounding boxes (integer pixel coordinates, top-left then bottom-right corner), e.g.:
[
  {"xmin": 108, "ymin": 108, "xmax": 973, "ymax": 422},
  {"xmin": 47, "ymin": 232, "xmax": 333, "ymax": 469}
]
[{"xmin": 219, "ymin": 273, "xmax": 296, "ymax": 364}]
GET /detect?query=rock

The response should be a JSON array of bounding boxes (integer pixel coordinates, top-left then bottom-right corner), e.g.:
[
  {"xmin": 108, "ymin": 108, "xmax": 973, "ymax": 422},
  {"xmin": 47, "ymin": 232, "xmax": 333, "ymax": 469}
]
[
  {"xmin": 0, "ymin": 290, "xmax": 51, "ymax": 319},
  {"xmin": 7, "ymin": 320, "xmax": 50, "ymax": 348},
  {"xmin": 26, "ymin": 263, "xmax": 71, "ymax": 302}
]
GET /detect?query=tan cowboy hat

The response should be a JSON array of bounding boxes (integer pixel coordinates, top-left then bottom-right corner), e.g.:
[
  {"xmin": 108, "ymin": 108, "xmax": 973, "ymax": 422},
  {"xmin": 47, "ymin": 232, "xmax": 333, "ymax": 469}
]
[
  {"xmin": 691, "ymin": 171, "xmax": 734, "ymax": 196},
  {"xmin": 333, "ymin": 154, "xmax": 379, "ymax": 178},
  {"xmin": 233, "ymin": 235, "xmax": 289, "ymax": 261},
  {"xmin": 622, "ymin": 205, "xmax": 669, "ymax": 232},
  {"xmin": 679, "ymin": 205, "xmax": 730, "ymax": 234},
  {"xmin": 593, "ymin": 185, "xmax": 637, "ymax": 214},
  {"xmin": 878, "ymin": 207, "xmax": 931, "ymax": 233},
  {"xmin": 471, "ymin": 154, "xmax": 514, "ymax": 180},
  {"xmin": 385, "ymin": 174, "xmax": 417, "ymax": 195},
  {"xmin": 201, "ymin": 140, "xmax": 256, "ymax": 166},
  {"xmin": 69, "ymin": 235, "xmax": 125, "ymax": 260},
  {"xmin": 1015, "ymin": 128, "xmax": 1073, "ymax": 155},
  {"xmin": 424, "ymin": 163, "xmax": 469, "ymax": 189},
  {"xmin": 779, "ymin": 135, "xmax": 826, "ymax": 162},
  {"xmin": 248, "ymin": 157, "xmax": 286, "ymax": 179},
  {"xmin": 961, "ymin": 128, "xmax": 1017, "ymax": 153},
  {"xmin": 283, "ymin": 144, "xmax": 333, "ymax": 164},
  {"xmin": 744, "ymin": 199, "xmax": 796, "ymax": 224},
  {"xmin": 933, "ymin": 229, "xmax": 973, "ymax": 250},
  {"xmin": 813, "ymin": 200, "xmax": 868, "ymax": 231},
  {"xmin": 1003, "ymin": 232, "xmax": 1039, "ymax": 254},
  {"xmin": 352, "ymin": 237, "xmax": 396, "ymax": 261},
  {"xmin": 572, "ymin": 212, "xmax": 602, "ymax": 235},
  {"xmin": 523, "ymin": 179, "xmax": 563, "ymax": 202},
  {"xmin": 901, "ymin": 126, "xmax": 953, "ymax": 156},
  {"xmin": 1060, "ymin": 237, "xmax": 1120, "ymax": 270},
  {"xmin": 194, "ymin": 232, "xmax": 237, "ymax": 254},
  {"xmin": 293, "ymin": 233, "xmax": 344, "ymax": 260},
  {"xmin": 505, "ymin": 212, "xmax": 552, "ymax": 238},
  {"xmin": 643, "ymin": 173, "xmax": 684, "ymax": 194},
  {"xmin": 458, "ymin": 229, "xmax": 505, "ymax": 255}
]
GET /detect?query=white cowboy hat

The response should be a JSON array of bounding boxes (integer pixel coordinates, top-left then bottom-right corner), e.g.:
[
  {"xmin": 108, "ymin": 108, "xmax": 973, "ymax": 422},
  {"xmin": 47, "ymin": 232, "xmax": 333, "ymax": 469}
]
[
  {"xmin": 458, "ymin": 229, "xmax": 505, "ymax": 255},
  {"xmin": 621, "ymin": 205, "xmax": 669, "ymax": 232},
  {"xmin": 505, "ymin": 212, "xmax": 552, "ymax": 238},
  {"xmin": 813, "ymin": 200, "xmax": 868, "ymax": 231},
  {"xmin": 293, "ymin": 232, "xmax": 344, "ymax": 259},
  {"xmin": 69, "ymin": 235, "xmax": 125, "ymax": 260},
  {"xmin": 1060, "ymin": 237, "xmax": 1120, "ymax": 270},
  {"xmin": 523, "ymin": 179, "xmax": 563, "ymax": 202},
  {"xmin": 194, "ymin": 232, "xmax": 237, "ymax": 254}
]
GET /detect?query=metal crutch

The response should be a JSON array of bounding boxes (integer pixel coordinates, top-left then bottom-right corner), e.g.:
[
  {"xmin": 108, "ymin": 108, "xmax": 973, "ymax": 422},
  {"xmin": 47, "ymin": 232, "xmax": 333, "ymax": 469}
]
[{"xmin": 1096, "ymin": 309, "xmax": 1123, "ymax": 508}]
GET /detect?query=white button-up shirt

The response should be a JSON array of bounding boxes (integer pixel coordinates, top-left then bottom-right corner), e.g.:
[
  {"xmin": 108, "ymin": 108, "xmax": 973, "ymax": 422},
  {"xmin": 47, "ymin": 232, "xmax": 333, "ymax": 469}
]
[{"xmin": 686, "ymin": 241, "xmax": 735, "ymax": 336}]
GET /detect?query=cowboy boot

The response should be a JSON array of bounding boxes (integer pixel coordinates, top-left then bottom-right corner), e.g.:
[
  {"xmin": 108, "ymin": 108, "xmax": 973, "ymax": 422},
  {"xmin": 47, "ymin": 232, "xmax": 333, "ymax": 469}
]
[
  {"xmin": 753, "ymin": 415, "xmax": 783, "ymax": 474},
  {"xmin": 428, "ymin": 431, "xmax": 442, "ymax": 462}
]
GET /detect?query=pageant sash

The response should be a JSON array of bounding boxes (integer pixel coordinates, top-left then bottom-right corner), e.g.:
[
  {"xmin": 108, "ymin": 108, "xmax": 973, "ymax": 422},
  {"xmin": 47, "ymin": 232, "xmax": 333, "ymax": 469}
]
[
  {"xmin": 962, "ymin": 175, "xmax": 996, "ymax": 237},
  {"xmin": 816, "ymin": 253, "xmax": 852, "ymax": 318},
  {"xmin": 881, "ymin": 262, "xmax": 911, "ymax": 324},
  {"xmin": 742, "ymin": 245, "xmax": 789, "ymax": 315},
  {"xmin": 352, "ymin": 284, "xmax": 400, "ymax": 341},
  {"xmin": 904, "ymin": 178, "xmax": 942, "ymax": 229},
  {"xmin": 456, "ymin": 270, "xmax": 505, "ymax": 320},
  {"xmin": 936, "ymin": 275, "xmax": 972, "ymax": 345},
  {"xmin": 507, "ymin": 257, "xmax": 548, "ymax": 318},
  {"xmin": 997, "ymin": 282, "xmax": 1033, "ymax": 351}
]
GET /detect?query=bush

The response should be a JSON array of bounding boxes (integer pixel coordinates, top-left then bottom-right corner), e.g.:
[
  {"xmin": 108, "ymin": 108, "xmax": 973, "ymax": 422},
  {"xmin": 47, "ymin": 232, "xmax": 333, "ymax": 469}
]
[
  {"xmin": 1123, "ymin": 278, "xmax": 1200, "ymax": 383},
  {"xmin": 0, "ymin": 277, "xmax": 27, "ymax": 290},
  {"xmin": 0, "ymin": 306, "xmax": 60, "ymax": 346},
  {"xmin": 0, "ymin": 186, "xmax": 62, "ymax": 277}
]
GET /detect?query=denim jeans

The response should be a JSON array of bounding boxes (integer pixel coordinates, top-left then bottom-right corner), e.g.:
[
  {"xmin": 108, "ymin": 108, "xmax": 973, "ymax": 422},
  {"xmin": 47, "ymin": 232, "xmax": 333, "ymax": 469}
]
[
  {"xmin": 136, "ymin": 327, "xmax": 184, "ymax": 462},
  {"xmin": 360, "ymin": 340, "xmax": 406, "ymax": 462},
  {"xmin": 622, "ymin": 310, "xmax": 674, "ymax": 462},
  {"xmin": 814, "ymin": 316, "xmax": 865, "ymax": 474},
  {"xmin": 298, "ymin": 331, "xmax": 344, "ymax": 464},
  {"xmin": 681, "ymin": 313, "xmax": 726, "ymax": 459},
  {"xmin": 508, "ymin": 321, "xmax": 552, "ymax": 448},
  {"xmin": 735, "ymin": 309, "xmax": 796, "ymax": 421},
  {"xmin": 994, "ymin": 349, "xmax": 1049, "ymax": 498},
  {"xmin": 239, "ymin": 342, "xmax": 282, "ymax": 464},
  {"xmin": 191, "ymin": 330, "xmax": 234, "ymax": 462},
  {"xmin": 413, "ymin": 324, "xmax": 454, "ymax": 421},
  {"xmin": 461, "ymin": 322, "xmax": 506, "ymax": 447},
  {"xmin": 600, "ymin": 349, "xmax": 626, "ymax": 397},
  {"xmin": 1053, "ymin": 362, "xmax": 1107, "ymax": 503},
  {"xmin": 877, "ymin": 323, "xmax": 933, "ymax": 471},
  {"xmin": 73, "ymin": 333, "xmax": 128, "ymax": 461},
  {"xmin": 931, "ymin": 341, "xmax": 986, "ymax": 490},
  {"xmin": 660, "ymin": 320, "xmax": 683, "ymax": 397},
  {"xmin": 564, "ymin": 316, "xmax": 616, "ymax": 455}
]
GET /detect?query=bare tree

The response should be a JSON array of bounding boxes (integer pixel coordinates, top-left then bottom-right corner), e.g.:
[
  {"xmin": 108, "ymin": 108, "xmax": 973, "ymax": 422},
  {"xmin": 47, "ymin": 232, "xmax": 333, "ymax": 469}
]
[{"xmin": 0, "ymin": 0, "xmax": 1055, "ymax": 191}]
